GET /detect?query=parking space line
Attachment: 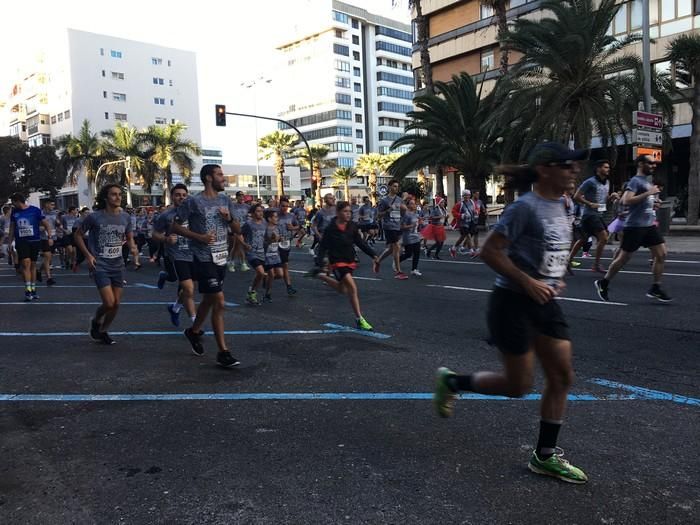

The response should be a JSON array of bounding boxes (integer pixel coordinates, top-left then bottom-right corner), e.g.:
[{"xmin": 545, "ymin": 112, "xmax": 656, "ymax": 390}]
[
  {"xmin": 590, "ymin": 378, "xmax": 700, "ymax": 406},
  {"xmin": 427, "ymin": 284, "xmax": 628, "ymax": 306}
]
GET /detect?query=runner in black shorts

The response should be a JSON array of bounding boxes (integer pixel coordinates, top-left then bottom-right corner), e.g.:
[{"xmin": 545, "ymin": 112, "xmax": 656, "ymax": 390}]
[
  {"xmin": 433, "ymin": 142, "xmax": 589, "ymax": 484},
  {"xmin": 374, "ymin": 180, "xmax": 408, "ymax": 279}
]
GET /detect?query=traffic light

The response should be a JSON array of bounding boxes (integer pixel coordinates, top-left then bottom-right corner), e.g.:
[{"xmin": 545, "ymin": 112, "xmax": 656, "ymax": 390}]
[{"xmin": 215, "ymin": 105, "xmax": 226, "ymax": 126}]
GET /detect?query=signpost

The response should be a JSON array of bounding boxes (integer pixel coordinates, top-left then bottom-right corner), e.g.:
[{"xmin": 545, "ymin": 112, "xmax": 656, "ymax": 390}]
[
  {"xmin": 632, "ymin": 129, "xmax": 663, "ymax": 146},
  {"xmin": 633, "ymin": 146, "xmax": 662, "ymax": 163},
  {"xmin": 633, "ymin": 111, "xmax": 663, "ymax": 129},
  {"xmin": 632, "ymin": 110, "xmax": 663, "ymax": 162},
  {"xmin": 378, "ymin": 184, "xmax": 388, "ymax": 197}
]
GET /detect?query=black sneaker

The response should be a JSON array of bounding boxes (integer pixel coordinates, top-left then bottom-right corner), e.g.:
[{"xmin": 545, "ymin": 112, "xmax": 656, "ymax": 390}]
[
  {"xmin": 594, "ymin": 279, "xmax": 609, "ymax": 302},
  {"xmin": 262, "ymin": 293, "xmax": 272, "ymax": 303},
  {"xmin": 157, "ymin": 271, "xmax": 167, "ymax": 289},
  {"xmin": 36, "ymin": 269, "xmax": 42, "ymax": 282},
  {"xmin": 31, "ymin": 290, "xmax": 39, "ymax": 300},
  {"xmin": 286, "ymin": 285, "xmax": 297, "ymax": 296},
  {"xmin": 47, "ymin": 277, "xmax": 56, "ymax": 286},
  {"xmin": 646, "ymin": 285, "xmax": 672, "ymax": 303},
  {"xmin": 24, "ymin": 291, "xmax": 32, "ymax": 303},
  {"xmin": 99, "ymin": 332, "xmax": 116, "ymax": 345},
  {"xmin": 184, "ymin": 327, "xmax": 204, "ymax": 356},
  {"xmin": 216, "ymin": 351, "xmax": 240, "ymax": 368},
  {"xmin": 89, "ymin": 318, "xmax": 101, "ymax": 341}
]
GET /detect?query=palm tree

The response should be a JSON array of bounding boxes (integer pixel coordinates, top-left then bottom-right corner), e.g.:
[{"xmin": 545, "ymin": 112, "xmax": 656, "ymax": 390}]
[
  {"xmin": 498, "ymin": 0, "xmax": 641, "ymax": 152},
  {"xmin": 667, "ymin": 34, "xmax": 700, "ymax": 225},
  {"xmin": 387, "ymin": 73, "xmax": 502, "ymax": 198},
  {"xmin": 295, "ymin": 144, "xmax": 335, "ymax": 207},
  {"xmin": 54, "ymin": 119, "xmax": 105, "ymax": 197},
  {"xmin": 258, "ymin": 130, "xmax": 298, "ymax": 199},
  {"xmin": 482, "ymin": 0, "xmax": 510, "ymax": 74},
  {"xmin": 355, "ymin": 153, "xmax": 384, "ymax": 206},
  {"xmin": 101, "ymin": 123, "xmax": 150, "ymax": 207},
  {"xmin": 143, "ymin": 122, "xmax": 201, "ymax": 205},
  {"xmin": 332, "ymin": 167, "xmax": 354, "ymax": 201}
]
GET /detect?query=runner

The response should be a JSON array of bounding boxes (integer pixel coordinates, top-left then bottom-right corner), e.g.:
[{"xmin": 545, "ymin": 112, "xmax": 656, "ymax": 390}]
[
  {"xmin": 374, "ymin": 180, "xmax": 407, "ymax": 279},
  {"xmin": 310, "ymin": 194, "xmax": 337, "ymax": 256},
  {"xmin": 241, "ymin": 203, "xmax": 267, "ymax": 306},
  {"xmin": 357, "ymin": 196, "xmax": 378, "ymax": 245},
  {"xmin": 74, "ymin": 184, "xmax": 138, "ymax": 344},
  {"xmin": 292, "ymin": 200, "xmax": 309, "ymax": 247},
  {"xmin": 570, "ymin": 160, "xmax": 618, "ymax": 273},
  {"xmin": 399, "ymin": 198, "xmax": 423, "ymax": 276},
  {"xmin": 449, "ymin": 190, "xmax": 476, "ymax": 258},
  {"xmin": 594, "ymin": 155, "xmax": 671, "ymax": 303},
  {"xmin": 424, "ymin": 198, "xmax": 448, "ymax": 259},
  {"xmin": 469, "ymin": 190, "xmax": 486, "ymax": 255},
  {"xmin": 350, "ymin": 196, "xmax": 360, "ymax": 224},
  {"xmin": 0, "ymin": 205, "xmax": 11, "ymax": 263},
  {"xmin": 61, "ymin": 206, "xmax": 80, "ymax": 270},
  {"xmin": 433, "ymin": 143, "xmax": 588, "ymax": 484},
  {"xmin": 227, "ymin": 191, "xmax": 251, "ymax": 272},
  {"xmin": 262, "ymin": 209, "xmax": 284, "ymax": 302},
  {"xmin": 277, "ymin": 197, "xmax": 300, "ymax": 295},
  {"xmin": 308, "ymin": 200, "xmax": 379, "ymax": 330},
  {"xmin": 7, "ymin": 193, "xmax": 52, "ymax": 301},
  {"xmin": 153, "ymin": 183, "xmax": 197, "ymax": 327},
  {"xmin": 38, "ymin": 198, "xmax": 58, "ymax": 286},
  {"xmin": 170, "ymin": 164, "xmax": 241, "ymax": 367}
]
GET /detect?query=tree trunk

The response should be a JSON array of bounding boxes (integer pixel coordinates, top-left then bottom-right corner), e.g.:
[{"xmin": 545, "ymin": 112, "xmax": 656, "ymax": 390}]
[
  {"xmin": 368, "ymin": 170, "xmax": 377, "ymax": 206},
  {"xmin": 163, "ymin": 168, "xmax": 171, "ymax": 206},
  {"xmin": 343, "ymin": 180, "xmax": 349, "ymax": 201},
  {"xmin": 687, "ymin": 83, "xmax": 700, "ymax": 225},
  {"xmin": 314, "ymin": 167, "xmax": 322, "ymax": 208},
  {"xmin": 495, "ymin": 1, "xmax": 509, "ymax": 75},
  {"xmin": 275, "ymin": 154, "xmax": 285, "ymax": 199},
  {"xmin": 414, "ymin": 1, "xmax": 433, "ymax": 95},
  {"xmin": 434, "ymin": 166, "xmax": 445, "ymax": 199}
]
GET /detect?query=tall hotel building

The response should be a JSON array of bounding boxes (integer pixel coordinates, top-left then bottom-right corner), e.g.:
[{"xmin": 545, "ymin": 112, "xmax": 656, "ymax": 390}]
[{"xmin": 277, "ymin": 0, "xmax": 413, "ymax": 194}]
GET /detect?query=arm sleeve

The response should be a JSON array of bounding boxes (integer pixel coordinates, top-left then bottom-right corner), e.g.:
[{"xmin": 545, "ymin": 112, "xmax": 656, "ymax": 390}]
[
  {"xmin": 491, "ymin": 201, "xmax": 529, "ymax": 242},
  {"xmin": 80, "ymin": 214, "xmax": 94, "ymax": 234}
]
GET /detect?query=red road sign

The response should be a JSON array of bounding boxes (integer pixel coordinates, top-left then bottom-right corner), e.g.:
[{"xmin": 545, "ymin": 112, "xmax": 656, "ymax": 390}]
[{"xmin": 633, "ymin": 111, "xmax": 663, "ymax": 129}]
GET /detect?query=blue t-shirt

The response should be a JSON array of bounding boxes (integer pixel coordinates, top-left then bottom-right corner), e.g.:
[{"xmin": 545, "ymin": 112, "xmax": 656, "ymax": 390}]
[
  {"xmin": 492, "ymin": 192, "xmax": 572, "ymax": 292},
  {"xmin": 624, "ymin": 175, "xmax": 656, "ymax": 228},
  {"xmin": 578, "ymin": 176, "xmax": 610, "ymax": 217},
  {"xmin": 11, "ymin": 205, "xmax": 44, "ymax": 242}
]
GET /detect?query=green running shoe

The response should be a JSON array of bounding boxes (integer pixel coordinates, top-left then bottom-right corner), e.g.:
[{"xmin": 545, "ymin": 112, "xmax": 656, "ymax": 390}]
[
  {"xmin": 246, "ymin": 291, "xmax": 259, "ymax": 306},
  {"xmin": 528, "ymin": 450, "xmax": 588, "ymax": 484},
  {"xmin": 434, "ymin": 367, "xmax": 457, "ymax": 418},
  {"xmin": 569, "ymin": 260, "xmax": 581, "ymax": 268},
  {"xmin": 356, "ymin": 316, "xmax": 373, "ymax": 331}
]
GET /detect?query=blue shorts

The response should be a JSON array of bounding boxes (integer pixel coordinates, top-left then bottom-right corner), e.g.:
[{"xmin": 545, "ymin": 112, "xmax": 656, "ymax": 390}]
[{"xmin": 93, "ymin": 268, "xmax": 125, "ymax": 289}]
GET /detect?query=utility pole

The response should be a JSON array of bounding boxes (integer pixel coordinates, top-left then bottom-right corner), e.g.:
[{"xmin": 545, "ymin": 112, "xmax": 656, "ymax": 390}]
[{"xmin": 642, "ymin": 0, "xmax": 652, "ymax": 111}]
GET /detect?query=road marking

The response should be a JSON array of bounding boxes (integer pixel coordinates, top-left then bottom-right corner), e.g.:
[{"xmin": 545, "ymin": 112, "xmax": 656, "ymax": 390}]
[
  {"xmin": 575, "ymin": 256, "xmax": 700, "ymax": 264},
  {"xmin": 590, "ymin": 378, "xmax": 700, "ymax": 407},
  {"xmin": 427, "ymin": 284, "xmax": 628, "ymax": 306},
  {"xmin": 0, "ymin": 324, "xmax": 390, "ymax": 340},
  {"xmin": 288, "ymin": 269, "xmax": 382, "ymax": 281},
  {"xmin": 420, "ymin": 259, "xmax": 483, "ymax": 266},
  {"xmin": 618, "ymin": 270, "xmax": 699, "ymax": 278},
  {"xmin": 0, "ymin": 285, "xmax": 98, "ymax": 288},
  {"xmin": 134, "ymin": 282, "xmax": 159, "ymax": 289},
  {"xmin": 0, "ymin": 301, "xmax": 238, "ymax": 306},
  {"xmin": 0, "ymin": 273, "xmax": 90, "ymax": 278},
  {"xmin": 0, "ymin": 392, "xmax": 641, "ymax": 402}
]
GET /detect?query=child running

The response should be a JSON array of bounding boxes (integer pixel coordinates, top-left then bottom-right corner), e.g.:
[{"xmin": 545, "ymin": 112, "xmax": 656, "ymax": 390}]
[{"xmin": 262, "ymin": 209, "xmax": 284, "ymax": 303}]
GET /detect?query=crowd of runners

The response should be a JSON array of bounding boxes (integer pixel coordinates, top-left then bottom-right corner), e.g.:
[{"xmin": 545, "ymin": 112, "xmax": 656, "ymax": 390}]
[{"xmin": 1, "ymin": 147, "xmax": 674, "ymax": 484}]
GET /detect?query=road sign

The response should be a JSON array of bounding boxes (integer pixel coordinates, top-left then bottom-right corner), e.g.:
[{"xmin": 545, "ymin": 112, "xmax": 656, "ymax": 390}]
[
  {"xmin": 378, "ymin": 184, "xmax": 388, "ymax": 197},
  {"xmin": 633, "ymin": 147, "xmax": 662, "ymax": 163},
  {"xmin": 633, "ymin": 111, "xmax": 663, "ymax": 129},
  {"xmin": 632, "ymin": 129, "xmax": 663, "ymax": 146}
]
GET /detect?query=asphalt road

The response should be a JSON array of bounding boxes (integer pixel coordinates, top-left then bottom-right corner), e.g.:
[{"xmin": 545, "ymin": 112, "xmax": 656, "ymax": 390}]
[{"xmin": 0, "ymin": 243, "xmax": 698, "ymax": 524}]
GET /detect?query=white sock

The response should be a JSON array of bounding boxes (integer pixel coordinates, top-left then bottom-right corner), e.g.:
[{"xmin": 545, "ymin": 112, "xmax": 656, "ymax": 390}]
[{"xmin": 172, "ymin": 302, "xmax": 183, "ymax": 313}]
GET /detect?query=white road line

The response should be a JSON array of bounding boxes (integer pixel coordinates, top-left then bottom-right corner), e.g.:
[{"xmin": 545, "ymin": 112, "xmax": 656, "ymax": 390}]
[
  {"xmin": 619, "ymin": 270, "xmax": 699, "ymax": 278},
  {"xmin": 427, "ymin": 284, "xmax": 628, "ymax": 306},
  {"xmin": 575, "ymin": 256, "xmax": 700, "ymax": 264}
]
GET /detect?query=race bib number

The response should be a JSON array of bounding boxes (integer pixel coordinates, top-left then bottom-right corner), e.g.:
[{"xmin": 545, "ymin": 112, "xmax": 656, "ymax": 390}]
[
  {"xmin": 279, "ymin": 240, "xmax": 290, "ymax": 250},
  {"xmin": 390, "ymin": 210, "xmax": 401, "ymax": 220},
  {"xmin": 538, "ymin": 250, "xmax": 569, "ymax": 278},
  {"xmin": 19, "ymin": 227, "xmax": 34, "ymax": 238},
  {"xmin": 212, "ymin": 249, "xmax": 228, "ymax": 266},
  {"xmin": 267, "ymin": 242, "xmax": 279, "ymax": 253},
  {"xmin": 101, "ymin": 245, "xmax": 122, "ymax": 259},
  {"xmin": 598, "ymin": 204, "xmax": 606, "ymax": 213}
]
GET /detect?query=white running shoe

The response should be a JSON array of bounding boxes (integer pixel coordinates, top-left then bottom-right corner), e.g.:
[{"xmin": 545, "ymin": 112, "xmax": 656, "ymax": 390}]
[
  {"xmin": 411, "ymin": 269, "xmax": 422, "ymax": 277},
  {"xmin": 227, "ymin": 261, "xmax": 236, "ymax": 273}
]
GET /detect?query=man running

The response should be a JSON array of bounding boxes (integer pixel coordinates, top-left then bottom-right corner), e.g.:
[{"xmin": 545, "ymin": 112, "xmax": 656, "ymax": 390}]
[
  {"xmin": 570, "ymin": 160, "xmax": 618, "ymax": 273},
  {"xmin": 449, "ymin": 190, "xmax": 476, "ymax": 258},
  {"xmin": 241, "ymin": 203, "xmax": 267, "ymax": 306},
  {"xmin": 61, "ymin": 206, "xmax": 80, "ymax": 270},
  {"xmin": 8, "ymin": 193, "xmax": 52, "ymax": 301},
  {"xmin": 374, "ymin": 180, "xmax": 407, "ymax": 279},
  {"xmin": 358, "ymin": 196, "xmax": 378, "ymax": 245},
  {"xmin": 170, "ymin": 164, "xmax": 241, "ymax": 368},
  {"xmin": 594, "ymin": 155, "xmax": 671, "ymax": 303},
  {"xmin": 310, "ymin": 193, "xmax": 337, "ymax": 255},
  {"xmin": 228, "ymin": 191, "xmax": 250, "ymax": 272},
  {"xmin": 153, "ymin": 183, "xmax": 197, "ymax": 327},
  {"xmin": 277, "ymin": 197, "xmax": 300, "ymax": 295},
  {"xmin": 38, "ymin": 198, "xmax": 58, "ymax": 286},
  {"xmin": 469, "ymin": 190, "xmax": 486, "ymax": 255},
  {"xmin": 74, "ymin": 184, "xmax": 138, "ymax": 344},
  {"xmin": 433, "ymin": 143, "xmax": 588, "ymax": 484}
]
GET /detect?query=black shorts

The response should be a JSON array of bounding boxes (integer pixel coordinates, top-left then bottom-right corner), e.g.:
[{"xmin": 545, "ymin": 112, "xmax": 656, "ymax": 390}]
[
  {"xmin": 469, "ymin": 223, "xmax": 478, "ymax": 236},
  {"xmin": 264, "ymin": 262, "xmax": 283, "ymax": 272},
  {"xmin": 248, "ymin": 258, "xmax": 265, "ymax": 269},
  {"xmin": 359, "ymin": 223, "xmax": 377, "ymax": 232},
  {"xmin": 15, "ymin": 240, "xmax": 41, "ymax": 261},
  {"xmin": 193, "ymin": 258, "xmax": 226, "ymax": 294},
  {"xmin": 621, "ymin": 226, "xmax": 664, "ymax": 253},
  {"xmin": 459, "ymin": 226, "xmax": 471, "ymax": 236},
  {"xmin": 487, "ymin": 286, "xmax": 570, "ymax": 355},
  {"xmin": 40, "ymin": 239, "xmax": 56, "ymax": 253},
  {"xmin": 332, "ymin": 266, "xmax": 354, "ymax": 281},
  {"xmin": 279, "ymin": 248, "xmax": 290, "ymax": 264},
  {"xmin": 165, "ymin": 257, "xmax": 194, "ymax": 282},
  {"xmin": 384, "ymin": 230, "xmax": 401, "ymax": 244},
  {"xmin": 581, "ymin": 214, "xmax": 607, "ymax": 237}
]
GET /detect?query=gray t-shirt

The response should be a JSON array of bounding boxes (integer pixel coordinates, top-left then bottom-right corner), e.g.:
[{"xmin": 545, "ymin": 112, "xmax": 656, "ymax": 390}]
[
  {"xmin": 492, "ymin": 192, "xmax": 572, "ymax": 292},
  {"xmin": 231, "ymin": 202, "xmax": 250, "ymax": 223},
  {"xmin": 277, "ymin": 211, "xmax": 299, "ymax": 248},
  {"xmin": 578, "ymin": 176, "xmax": 610, "ymax": 217},
  {"xmin": 401, "ymin": 211, "xmax": 421, "ymax": 245},
  {"xmin": 378, "ymin": 195, "xmax": 402, "ymax": 231},
  {"xmin": 457, "ymin": 200, "xmax": 477, "ymax": 227},
  {"xmin": 351, "ymin": 204, "xmax": 360, "ymax": 223},
  {"xmin": 241, "ymin": 219, "xmax": 267, "ymax": 262},
  {"xmin": 154, "ymin": 207, "xmax": 193, "ymax": 262},
  {"xmin": 80, "ymin": 209, "xmax": 132, "ymax": 271},
  {"xmin": 624, "ymin": 175, "xmax": 655, "ymax": 228},
  {"xmin": 175, "ymin": 192, "xmax": 236, "ymax": 265},
  {"xmin": 312, "ymin": 207, "xmax": 336, "ymax": 234},
  {"xmin": 62, "ymin": 214, "xmax": 80, "ymax": 233},
  {"xmin": 264, "ymin": 225, "xmax": 282, "ymax": 266},
  {"xmin": 41, "ymin": 211, "xmax": 59, "ymax": 240},
  {"xmin": 358, "ymin": 203, "xmax": 375, "ymax": 224}
]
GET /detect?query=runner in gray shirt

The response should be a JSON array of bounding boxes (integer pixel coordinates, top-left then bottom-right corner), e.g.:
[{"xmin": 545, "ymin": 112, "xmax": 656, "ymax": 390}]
[
  {"xmin": 39, "ymin": 199, "xmax": 58, "ymax": 285},
  {"xmin": 240, "ymin": 203, "xmax": 268, "ymax": 306},
  {"xmin": 399, "ymin": 198, "xmax": 423, "ymax": 276},
  {"xmin": 374, "ymin": 180, "xmax": 408, "ymax": 279},
  {"xmin": 277, "ymin": 197, "xmax": 300, "ymax": 295}
]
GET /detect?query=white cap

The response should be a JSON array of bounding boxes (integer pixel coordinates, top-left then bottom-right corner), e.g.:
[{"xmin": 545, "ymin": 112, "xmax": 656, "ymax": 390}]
[{"xmin": 462, "ymin": 189, "xmax": 471, "ymax": 196}]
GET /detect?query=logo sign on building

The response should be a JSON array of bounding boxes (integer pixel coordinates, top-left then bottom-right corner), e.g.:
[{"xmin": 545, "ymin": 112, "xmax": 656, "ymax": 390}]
[
  {"xmin": 632, "ymin": 129, "xmax": 663, "ymax": 146},
  {"xmin": 633, "ymin": 146, "xmax": 662, "ymax": 163},
  {"xmin": 632, "ymin": 111, "xmax": 663, "ymax": 129},
  {"xmin": 378, "ymin": 184, "xmax": 389, "ymax": 197}
]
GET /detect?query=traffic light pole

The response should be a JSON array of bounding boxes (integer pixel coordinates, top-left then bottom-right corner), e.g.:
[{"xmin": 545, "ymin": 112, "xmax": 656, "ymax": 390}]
[{"xmin": 223, "ymin": 110, "xmax": 314, "ymax": 201}]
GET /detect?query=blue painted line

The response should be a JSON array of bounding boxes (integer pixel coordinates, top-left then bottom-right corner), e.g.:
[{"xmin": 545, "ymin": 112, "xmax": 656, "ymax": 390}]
[
  {"xmin": 0, "ymin": 392, "xmax": 641, "ymax": 402},
  {"xmin": 590, "ymin": 378, "xmax": 700, "ymax": 407},
  {"xmin": 0, "ymin": 301, "xmax": 197, "ymax": 306},
  {"xmin": 322, "ymin": 323, "xmax": 392, "ymax": 339},
  {"xmin": 134, "ymin": 282, "xmax": 158, "ymax": 289},
  {"xmin": 0, "ymin": 285, "xmax": 98, "ymax": 288}
]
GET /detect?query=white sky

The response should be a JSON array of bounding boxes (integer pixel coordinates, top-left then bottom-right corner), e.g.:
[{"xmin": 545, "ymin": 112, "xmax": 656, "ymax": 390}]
[{"xmin": 0, "ymin": 0, "xmax": 410, "ymax": 164}]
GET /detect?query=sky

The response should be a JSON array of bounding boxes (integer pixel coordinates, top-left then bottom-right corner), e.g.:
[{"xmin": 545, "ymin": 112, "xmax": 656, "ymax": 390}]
[{"xmin": 0, "ymin": 0, "xmax": 411, "ymax": 164}]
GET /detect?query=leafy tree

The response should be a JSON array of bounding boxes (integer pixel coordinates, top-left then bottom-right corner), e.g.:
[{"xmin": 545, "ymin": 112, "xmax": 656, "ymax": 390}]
[
  {"xmin": 22, "ymin": 145, "xmax": 66, "ymax": 197},
  {"xmin": 258, "ymin": 130, "xmax": 299, "ymax": 199},
  {"xmin": 355, "ymin": 153, "xmax": 385, "ymax": 206},
  {"xmin": 53, "ymin": 119, "xmax": 105, "ymax": 196},
  {"xmin": 332, "ymin": 167, "xmax": 354, "ymax": 201},
  {"xmin": 667, "ymin": 33, "xmax": 700, "ymax": 224},
  {"xmin": 400, "ymin": 178, "xmax": 425, "ymax": 201},
  {"xmin": 0, "ymin": 136, "xmax": 27, "ymax": 203},
  {"xmin": 295, "ymin": 144, "xmax": 335, "ymax": 207},
  {"xmin": 101, "ymin": 123, "xmax": 152, "ymax": 206}
]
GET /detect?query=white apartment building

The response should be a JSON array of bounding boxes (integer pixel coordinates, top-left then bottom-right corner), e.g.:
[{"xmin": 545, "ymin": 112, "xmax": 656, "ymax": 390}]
[
  {"xmin": 277, "ymin": 0, "xmax": 413, "ymax": 196},
  {"xmin": 5, "ymin": 29, "xmax": 201, "ymax": 208}
]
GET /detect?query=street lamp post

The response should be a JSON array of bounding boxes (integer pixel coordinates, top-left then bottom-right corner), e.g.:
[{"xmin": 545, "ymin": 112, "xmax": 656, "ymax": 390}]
[
  {"xmin": 241, "ymin": 77, "xmax": 272, "ymax": 200},
  {"xmin": 94, "ymin": 157, "xmax": 133, "ymax": 206}
]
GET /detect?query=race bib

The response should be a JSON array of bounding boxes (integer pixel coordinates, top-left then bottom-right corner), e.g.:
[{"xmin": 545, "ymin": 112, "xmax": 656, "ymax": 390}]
[
  {"xmin": 212, "ymin": 249, "xmax": 228, "ymax": 266},
  {"xmin": 101, "ymin": 245, "xmax": 122, "ymax": 258},
  {"xmin": 267, "ymin": 242, "xmax": 279, "ymax": 253},
  {"xmin": 279, "ymin": 240, "xmax": 290, "ymax": 250},
  {"xmin": 598, "ymin": 204, "xmax": 607, "ymax": 213},
  {"xmin": 19, "ymin": 227, "xmax": 34, "ymax": 238},
  {"xmin": 539, "ymin": 250, "xmax": 569, "ymax": 278},
  {"xmin": 390, "ymin": 210, "xmax": 401, "ymax": 220}
]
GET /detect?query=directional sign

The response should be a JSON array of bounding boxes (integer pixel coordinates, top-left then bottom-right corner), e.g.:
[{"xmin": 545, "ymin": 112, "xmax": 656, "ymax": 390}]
[
  {"xmin": 633, "ymin": 147, "xmax": 662, "ymax": 163},
  {"xmin": 633, "ymin": 111, "xmax": 663, "ymax": 129},
  {"xmin": 632, "ymin": 129, "xmax": 663, "ymax": 146},
  {"xmin": 378, "ymin": 184, "xmax": 389, "ymax": 197}
]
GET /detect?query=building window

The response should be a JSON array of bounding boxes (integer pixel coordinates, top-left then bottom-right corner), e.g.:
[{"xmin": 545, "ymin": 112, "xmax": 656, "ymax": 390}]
[
  {"xmin": 170, "ymin": 99, "xmax": 174, "ymax": 106},
  {"xmin": 356, "ymin": 145, "xmax": 364, "ymax": 154},
  {"xmin": 110, "ymin": 50, "xmax": 123, "ymax": 58},
  {"xmin": 375, "ymin": 41, "xmax": 411, "ymax": 57},
  {"xmin": 334, "ymin": 43, "xmax": 350, "ymax": 56},
  {"xmin": 154, "ymin": 97, "xmax": 166, "ymax": 105},
  {"xmin": 510, "ymin": 0, "xmax": 528, "ymax": 6},
  {"xmin": 103, "ymin": 91, "xmax": 107, "ymax": 98},
  {"xmin": 335, "ymin": 76, "xmax": 351, "ymax": 88},
  {"xmin": 167, "ymin": 60, "xmax": 172, "ymax": 66},
  {"xmin": 379, "ymin": 131, "xmax": 403, "ymax": 141},
  {"xmin": 111, "ymin": 71, "xmax": 125, "ymax": 80},
  {"xmin": 328, "ymin": 142, "xmax": 354, "ymax": 153},
  {"xmin": 114, "ymin": 113, "xmax": 128, "ymax": 121},
  {"xmin": 375, "ymin": 26, "xmax": 412, "ymax": 42},
  {"xmin": 105, "ymin": 112, "xmax": 109, "ymax": 119},
  {"xmin": 354, "ymin": 98, "xmax": 362, "ymax": 108},
  {"xmin": 355, "ymin": 114, "xmax": 362, "ymax": 123},
  {"xmin": 113, "ymin": 92, "xmax": 127, "ymax": 102},
  {"xmin": 378, "ymin": 102, "xmax": 413, "ymax": 113},
  {"xmin": 353, "ymin": 51, "xmax": 360, "ymax": 61},
  {"xmin": 153, "ymin": 77, "xmax": 164, "ymax": 85},
  {"xmin": 169, "ymin": 79, "xmax": 173, "ymax": 87},
  {"xmin": 335, "ymin": 60, "xmax": 351, "ymax": 72},
  {"xmin": 613, "ymin": 2, "xmax": 628, "ymax": 34},
  {"xmin": 481, "ymin": 49, "xmax": 495, "ymax": 72},
  {"xmin": 64, "ymin": 110, "xmax": 70, "ymax": 119},
  {"xmin": 337, "ymin": 157, "xmax": 354, "ymax": 167},
  {"xmin": 57, "ymin": 113, "xmax": 64, "ymax": 122},
  {"xmin": 155, "ymin": 117, "xmax": 167, "ymax": 124},
  {"xmin": 351, "ymin": 18, "xmax": 359, "ymax": 29},
  {"xmin": 355, "ymin": 129, "xmax": 363, "ymax": 139},
  {"xmin": 336, "ymin": 93, "xmax": 352, "ymax": 104},
  {"xmin": 152, "ymin": 57, "xmax": 163, "ymax": 65},
  {"xmin": 353, "ymin": 67, "xmax": 361, "ymax": 77},
  {"xmin": 377, "ymin": 71, "xmax": 413, "ymax": 86},
  {"xmin": 480, "ymin": 2, "xmax": 494, "ymax": 19},
  {"xmin": 378, "ymin": 86, "xmax": 413, "ymax": 99},
  {"xmin": 335, "ymin": 29, "xmax": 345, "ymax": 39},
  {"xmin": 353, "ymin": 82, "xmax": 362, "ymax": 92},
  {"xmin": 100, "ymin": 48, "xmax": 104, "ymax": 56},
  {"xmin": 333, "ymin": 10, "xmax": 349, "ymax": 24},
  {"xmin": 51, "ymin": 115, "xmax": 56, "ymax": 124},
  {"xmin": 171, "ymin": 118, "xmax": 176, "ymax": 124},
  {"xmin": 352, "ymin": 35, "xmax": 360, "ymax": 45},
  {"xmin": 101, "ymin": 70, "xmax": 106, "ymax": 77}
]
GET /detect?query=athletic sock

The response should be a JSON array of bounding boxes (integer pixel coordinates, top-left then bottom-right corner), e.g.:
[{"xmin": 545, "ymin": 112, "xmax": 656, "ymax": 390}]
[
  {"xmin": 446, "ymin": 374, "xmax": 473, "ymax": 392},
  {"xmin": 30, "ymin": 282, "xmax": 36, "ymax": 292},
  {"xmin": 171, "ymin": 302, "xmax": 183, "ymax": 313},
  {"xmin": 25, "ymin": 282, "xmax": 32, "ymax": 292},
  {"xmin": 536, "ymin": 419, "xmax": 562, "ymax": 459},
  {"xmin": 599, "ymin": 278, "xmax": 609, "ymax": 287},
  {"xmin": 190, "ymin": 316, "xmax": 196, "ymax": 323}
]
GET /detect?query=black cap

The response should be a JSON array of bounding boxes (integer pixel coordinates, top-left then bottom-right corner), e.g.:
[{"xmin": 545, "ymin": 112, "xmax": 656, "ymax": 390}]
[{"xmin": 527, "ymin": 142, "xmax": 587, "ymax": 166}]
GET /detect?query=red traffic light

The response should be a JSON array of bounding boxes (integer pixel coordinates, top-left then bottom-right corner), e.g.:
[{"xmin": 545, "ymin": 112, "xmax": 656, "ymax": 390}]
[{"xmin": 215, "ymin": 104, "xmax": 226, "ymax": 126}]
